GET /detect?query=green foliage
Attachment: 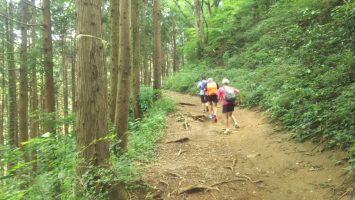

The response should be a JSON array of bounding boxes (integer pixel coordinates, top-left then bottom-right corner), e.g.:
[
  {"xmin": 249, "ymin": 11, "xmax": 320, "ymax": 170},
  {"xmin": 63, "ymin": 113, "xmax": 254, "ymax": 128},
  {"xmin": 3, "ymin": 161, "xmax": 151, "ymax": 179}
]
[
  {"xmin": 112, "ymin": 96, "xmax": 175, "ymax": 187},
  {"xmin": 165, "ymin": 0, "xmax": 355, "ymax": 165},
  {"xmin": 0, "ymin": 88, "xmax": 175, "ymax": 199}
]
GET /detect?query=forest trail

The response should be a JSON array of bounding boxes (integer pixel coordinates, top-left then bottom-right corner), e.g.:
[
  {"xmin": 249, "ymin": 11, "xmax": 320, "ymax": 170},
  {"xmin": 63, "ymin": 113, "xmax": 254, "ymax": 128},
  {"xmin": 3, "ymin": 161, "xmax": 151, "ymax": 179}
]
[{"xmin": 134, "ymin": 91, "xmax": 354, "ymax": 200}]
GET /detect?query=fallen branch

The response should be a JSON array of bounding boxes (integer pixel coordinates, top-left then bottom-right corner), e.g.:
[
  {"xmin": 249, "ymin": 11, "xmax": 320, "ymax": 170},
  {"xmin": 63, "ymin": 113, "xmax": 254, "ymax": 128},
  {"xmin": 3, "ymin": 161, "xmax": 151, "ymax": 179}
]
[
  {"xmin": 179, "ymin": 102, "xmax": 197, "ymax": 106},
  {"xmin": 166, "ymin": 137, "xmax": 189, "ymax": 143},
  {"xmin": 178, "ymin": 185, "xmax": 219, "ymax": 195},
  {"xmin": 210, "ymin": 178, "xmax": 247, "ymax": 187}
]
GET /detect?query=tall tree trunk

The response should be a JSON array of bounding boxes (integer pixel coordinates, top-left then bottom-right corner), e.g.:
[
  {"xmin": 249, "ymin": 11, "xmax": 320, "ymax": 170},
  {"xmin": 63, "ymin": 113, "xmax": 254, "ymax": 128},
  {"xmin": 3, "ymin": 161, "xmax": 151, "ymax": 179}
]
[
  {"xmin": 7, "ymin": 1, "xmax": 18, "ymax": 148},
  {"xmin": 161, "ymin": 45, "xmax": 166, "ymax": 80},
  {"xmin": 62, "ymin": 35, "xmax": 69, "ymax": 135},
  {"xmin": 19, "ymin": 0, "xmax": 29, "ymax": 153},
  {"xmin": 71, "ymin": 38, "xmax": 76, "ymax": 112},
  {"xmin": 115, "ymin": 0, "xmax": 132, "ymax": 153},
  {"xmin": 166, "ymin": 48, "xmax": 170, "ymax": 76},
  {"xmin": 181, "ymin": 33, "xmax": 185, "ymax": 67},
  {"xmin": 0, "ymin": 39, "xmax": 5, "ymax": 146},
  {"xmin": 142, "ymin": 0, "xmax": 149, "ymax": 85},
  {"xmin": 109, "ymin": 0, "xmax": 119, "ymax": 123},
  {"xmin": 75, "ymin": 0, "xmax": 126, "ymax": 198},
  {"xmin": 42, "ymin": 0, "xmax": 56, "ymax": 133},
  {"xmin": 172, "ymin": 21, "xmax": 177, "ymax": 72},
  {"xmin": 132, "ymin": 0, "xmax": 141, "ymax": 119},
  {"xmin": 148, "ymin": 59, "xmax": 152, "ymax": 85},
  {"xmin": 153, "ymin": 0, "xmax": 162, "ymax": 90},
  {"xmin": 29, "ymin": 0, "xmax": 38, "ymax": 172},
  {"xmin": 194, "ymin": 0, "xmax": 205, "ymax": 58}
]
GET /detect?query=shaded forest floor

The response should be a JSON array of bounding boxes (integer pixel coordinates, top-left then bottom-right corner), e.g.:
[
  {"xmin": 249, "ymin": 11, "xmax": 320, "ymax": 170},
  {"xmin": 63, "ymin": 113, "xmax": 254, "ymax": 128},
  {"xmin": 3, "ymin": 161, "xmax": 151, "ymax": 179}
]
[{"xmin": 132, "ymin": 91, "xmax": 354, "ymax": 200}]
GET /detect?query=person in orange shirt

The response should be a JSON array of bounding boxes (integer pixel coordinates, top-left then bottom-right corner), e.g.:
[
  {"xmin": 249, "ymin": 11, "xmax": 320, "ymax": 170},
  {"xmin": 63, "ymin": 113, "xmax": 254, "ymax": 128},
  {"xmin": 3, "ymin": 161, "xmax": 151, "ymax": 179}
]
[{"xmin": 205, "ymin": 78, "xmax": 219, "ymax": 122}]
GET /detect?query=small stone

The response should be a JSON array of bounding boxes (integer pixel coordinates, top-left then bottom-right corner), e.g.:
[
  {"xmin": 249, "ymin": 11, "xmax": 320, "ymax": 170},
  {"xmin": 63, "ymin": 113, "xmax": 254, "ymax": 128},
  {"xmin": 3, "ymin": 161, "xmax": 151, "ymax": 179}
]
[{"xmin": 247, "ymin": 153, "xmax": 261, "ymax": 158}]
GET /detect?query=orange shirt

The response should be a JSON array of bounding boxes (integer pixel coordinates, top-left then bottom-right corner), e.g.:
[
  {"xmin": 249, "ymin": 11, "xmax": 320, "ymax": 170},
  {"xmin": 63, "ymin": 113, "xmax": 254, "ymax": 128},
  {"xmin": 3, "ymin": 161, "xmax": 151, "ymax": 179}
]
[{"xmin": 206, "ymin": 82, "xmax": 218, "ymax": 95}]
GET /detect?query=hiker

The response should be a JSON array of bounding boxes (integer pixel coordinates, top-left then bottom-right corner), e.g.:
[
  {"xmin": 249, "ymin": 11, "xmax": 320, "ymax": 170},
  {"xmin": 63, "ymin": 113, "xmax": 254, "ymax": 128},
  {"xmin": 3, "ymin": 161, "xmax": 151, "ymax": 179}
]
[
  {"xmin": 197, "ymin": 77, "xmax": 208, "ymax": 112},
  {"xmin": 205, "ymin": 78, "xmax": 219, "ymax": 122},
  {"xmin": 218, "ymin": 78, "xmax": 243, "ymax": 134}
]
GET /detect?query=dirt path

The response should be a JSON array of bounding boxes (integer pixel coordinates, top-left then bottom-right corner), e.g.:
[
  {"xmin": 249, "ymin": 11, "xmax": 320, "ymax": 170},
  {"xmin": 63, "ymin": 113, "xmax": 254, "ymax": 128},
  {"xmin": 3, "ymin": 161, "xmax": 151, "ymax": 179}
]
[{"xmin": 134, "ymin": 91, "xmax": 354, "ymax": 200}]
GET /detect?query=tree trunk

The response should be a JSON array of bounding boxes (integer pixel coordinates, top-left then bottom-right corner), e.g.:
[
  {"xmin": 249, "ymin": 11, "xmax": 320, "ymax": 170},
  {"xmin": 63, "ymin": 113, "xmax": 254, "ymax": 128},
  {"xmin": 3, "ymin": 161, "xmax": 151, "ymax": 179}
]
[
  {"xmin": 194, "ymin": 0, "xmax": 205, "ymax": 58},
  {"xmin": 62, "ymin": 34, "xmax": 69, "ymax": 135},
  {"xmin": 142, "ymin": 0, "xmax": 149, "ymax": 85},
  {"xmin": 19, "ymin": 0, "xmax": 29, "ymax": 153},
  {"xmin": 161, "ymin": 45, "xmax": 166, "ymax": 80},
  {"xmin": 172, "ymin": 21, "xmax": 177, "ymax": 72},
  {"xmin": 75, "ymin": 0, "xmax": 123, "ymax": 198},
  {"xmin": 43, "ymin": 0, "xmax": 56, "ymax": 133},
  {"xmin": 109, "ymin": 0, "xmax": 120, "ymax": 123},
  {"xmin": 132, "ymin": 0, "xmax": 142, "ymax": 119},
  {"xmin": 0, "ymin": 38, "xmax": 5, "ymax": 146},
  {"xmin": 166, "ymin": 48, "xmax": 170, "ymax": 76},
  {"xmin": 153, "ymin": 0, "xmax": 162, "ymax": 90},
  {"xmin": 148, "ymin": 59, "xmax": 152, "ymax": 85},
  {"xmin": 7, "ymin": 1, "xmax": 18, "ymax": 147},
  {"xmin": 29, "ymin": 0, "xmax": 39, "ymax": 173},
  {"xmin": 71, "ymin": 37, "xmax": 76, "ymax": 112},
  {"xmin": 115, "ymin": 0, "xmax": 132, "ymax": 153}
]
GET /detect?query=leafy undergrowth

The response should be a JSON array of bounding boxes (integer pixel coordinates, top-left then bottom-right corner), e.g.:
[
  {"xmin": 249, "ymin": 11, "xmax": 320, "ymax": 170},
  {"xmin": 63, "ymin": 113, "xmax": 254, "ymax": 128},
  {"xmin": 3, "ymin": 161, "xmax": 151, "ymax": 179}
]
[
  {"xmin": 0, "ymin": 87, "xmax": 175, "ymax": 199},
  {"xmin": 164, "ymin": 0, "xmax": 354, "ymax": 171}
]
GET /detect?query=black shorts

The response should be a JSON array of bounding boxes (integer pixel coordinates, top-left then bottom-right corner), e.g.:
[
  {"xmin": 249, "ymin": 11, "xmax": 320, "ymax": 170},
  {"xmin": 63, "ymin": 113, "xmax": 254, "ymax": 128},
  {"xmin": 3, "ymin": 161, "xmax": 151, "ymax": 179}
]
[
  {"xmin": 207, "ymin": 95, "xmax": 218, "ymax": 103},
  {"xmin": 200, "ymin": 95, "xmax": 207, "ymax": 103},
  {"xmin": 222, "ymin": 103, "xmax": 235, "ymax": 113}
]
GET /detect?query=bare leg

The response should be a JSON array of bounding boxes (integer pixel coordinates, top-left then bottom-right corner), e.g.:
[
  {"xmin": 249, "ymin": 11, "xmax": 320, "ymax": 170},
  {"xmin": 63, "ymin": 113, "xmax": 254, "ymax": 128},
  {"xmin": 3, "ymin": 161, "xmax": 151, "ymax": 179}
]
[
  {"xmin": 209, "ymin": 102, "xmax": 213, "ymax": 115},
  {"xmin": 213, "ymin": 102, "xmax": 218, "ymax": 116},
  {"xmin": 225, "ymin": 112, "xmax": 229, "ymax": 128},
  {"xmin": 230, "ymin": 112, "xmax": 239, "ymax": 128}
]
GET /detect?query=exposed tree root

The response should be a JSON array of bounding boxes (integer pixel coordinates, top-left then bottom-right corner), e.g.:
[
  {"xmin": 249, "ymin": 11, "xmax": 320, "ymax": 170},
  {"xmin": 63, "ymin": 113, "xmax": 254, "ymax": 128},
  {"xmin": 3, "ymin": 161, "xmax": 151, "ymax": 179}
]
[
  {"xmin": 164, "ymin": 172, "xmax": 183, "ymax": 179},
  {"xmin": 166, "ymin": 137, "xmax": 189, "ymax": 143},
  {"xmin": 183, "ymin": 117, "xmax": 190, "ymax": 130},
  {"xmin": 159, "ymin": 180, "xmax": 169, "ymax": 187},
  {"xmin": 235, "ymin": 173, "xmax": 263, "ymax": 184},
  {"xmin": 177, "ymin": 149, "xmax": 187, "ymax": 157},
  {"xmin": 178, "ymin": 185, "xmax": 219, "ymax": 195},
  {"xmin": 210, "ymin": 178, "xmax": 247, "ymax": 187},
  {"xmin": 191, "ymin": 114, "xmax": 206, "ymax": 122}
]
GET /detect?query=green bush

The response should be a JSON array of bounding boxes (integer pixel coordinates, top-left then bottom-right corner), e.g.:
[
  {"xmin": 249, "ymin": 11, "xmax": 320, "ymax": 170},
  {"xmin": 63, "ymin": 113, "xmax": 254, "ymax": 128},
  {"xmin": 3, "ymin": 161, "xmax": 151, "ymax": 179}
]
[{"xmin": 165, "ymin": 0, "xmax": 355, "ymax": 165}]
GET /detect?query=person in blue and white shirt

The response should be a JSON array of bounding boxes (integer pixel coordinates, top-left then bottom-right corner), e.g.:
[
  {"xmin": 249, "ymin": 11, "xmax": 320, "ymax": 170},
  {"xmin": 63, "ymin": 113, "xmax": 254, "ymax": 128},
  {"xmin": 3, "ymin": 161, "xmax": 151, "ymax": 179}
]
[{"xmin": 197, "ymin": 76, "xmax": 208, "ymax": 112}]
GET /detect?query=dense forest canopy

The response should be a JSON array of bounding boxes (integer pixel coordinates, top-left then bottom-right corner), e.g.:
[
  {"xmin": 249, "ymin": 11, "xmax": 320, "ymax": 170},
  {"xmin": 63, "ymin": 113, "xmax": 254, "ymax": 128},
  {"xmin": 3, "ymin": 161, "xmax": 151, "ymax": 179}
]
[{"xmin": 0, "ymin": 0, "xmax": 354, "ymax": 199}]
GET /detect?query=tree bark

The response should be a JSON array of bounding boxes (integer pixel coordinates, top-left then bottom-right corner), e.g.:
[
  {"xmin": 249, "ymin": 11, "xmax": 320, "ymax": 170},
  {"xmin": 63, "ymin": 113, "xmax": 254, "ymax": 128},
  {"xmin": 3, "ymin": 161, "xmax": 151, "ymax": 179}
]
[
  {"xmin": 132, "ymin": 0, "xmax": 142, "ymax": 119},
  {"xmin": 19, "ymin": 0, "xmax": 29, "ymax": 152},
  {"xmin": 29, "ymin": 0, "xmax": 38, "ymax": 172},
  {"xmin": 115, "ymin": 0, "xmax": 132, "ymax": 153},
  {"xmin": 71, "ymin": 37, "xmax": 76, "ymax": 113},
  {"xmin": 0, "ymin": 37, "xmax": 5, "ymax": 146},
  {"xmin": 153, "ymin": 0, "xmax": 162, "ymax": 90},
  {"xmin": 166, "ymin": 48, "xmax": 170, "ymax": 76},
  {"xmin": 194, "ymin": 0, "xmax": 205, "ymax": 58},
  {"xmin": 142, "ymin": 0, "xmax": 149, "ymax": 85},
  {"xmin": 75, "ymin": 0, "xmax": 120, "ymax": 198},
  {"xmin": 42, "ymin": 0, "xmax": 56, "ymax": 133},
  {"xmin": 172, "ymin": 21, "xmax": 177, "ymax": 72},
  {"xmin": 109, "ymin": 0, "xmax": 120, "ymax": 123},
  {"xmin": 62, "ymin": 34, "xmax": 69, "ymax": 135},
  {"xmin": 7, "ymin": 1, "xmax": 18, "ymax": 147}
]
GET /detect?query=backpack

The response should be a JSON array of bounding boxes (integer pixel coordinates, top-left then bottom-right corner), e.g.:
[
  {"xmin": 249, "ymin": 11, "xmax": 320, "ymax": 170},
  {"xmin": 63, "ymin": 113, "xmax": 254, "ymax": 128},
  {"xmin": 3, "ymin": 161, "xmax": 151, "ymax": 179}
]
[{"xmin": 224, "ymin": 86, "xmax": 236, "ymax": 102}]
